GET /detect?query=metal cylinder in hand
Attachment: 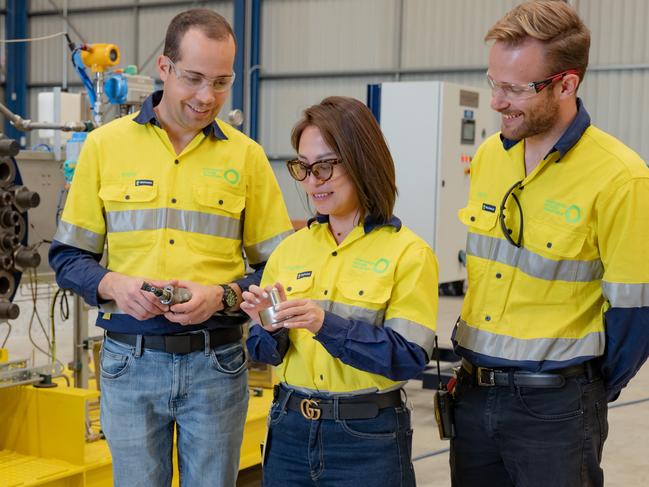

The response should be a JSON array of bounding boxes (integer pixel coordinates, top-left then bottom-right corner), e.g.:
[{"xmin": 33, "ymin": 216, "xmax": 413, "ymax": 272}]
[{"xmin": 259, "ymin": 288, "xmax": 285, "ymax": 327}]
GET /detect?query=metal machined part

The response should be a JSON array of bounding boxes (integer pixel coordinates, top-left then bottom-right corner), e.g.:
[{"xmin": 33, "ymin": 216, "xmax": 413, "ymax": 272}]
[
  {"xmin": 141, "ymin": 282, "xmax": 192, "ymax": 305},
  {"xmin": 259, "ymin": 288, "xmax": 286, "ymax": 327}
]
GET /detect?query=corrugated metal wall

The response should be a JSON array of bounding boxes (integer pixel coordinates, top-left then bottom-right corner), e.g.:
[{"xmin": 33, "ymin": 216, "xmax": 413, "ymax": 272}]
[
  {"xmin": 12, "ymin": 0, "xmax": 649, "ymax": 161},
  {"xmin": 259, "ymin": 0, "xmax": 649, "ymax": 164}
]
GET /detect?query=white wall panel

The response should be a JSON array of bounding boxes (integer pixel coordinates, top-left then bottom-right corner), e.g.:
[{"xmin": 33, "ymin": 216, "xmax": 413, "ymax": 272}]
[
  {"xmin": 262, "ymin": 0, "xmax": 398, "ymax": 73},
  {"xmin": 401, "ymin": 0, "xmax": 518, "ymax": 69},
  {"xmin": 580, "ymin": 0, "xmax": 649, "ymax": 66},
  {"xmin": 29, "ymin": 16, "xmax": 67, "ymax": 84},
  {"xmin": 580, "ymin": 70, "xmax": 649, "ymax": 162}
]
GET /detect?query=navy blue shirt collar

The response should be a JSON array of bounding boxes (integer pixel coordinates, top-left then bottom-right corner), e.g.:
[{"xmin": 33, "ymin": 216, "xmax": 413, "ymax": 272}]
[
  {"xmin": 133, "ymin": 90, "xmax": 228, "ymax": 140},
  {"xmin": 500, "ymin": 97, "xmax": 591, "ymax": 161},
  {"xmin": 307, "ymin": 213, "xmax": 402, "ymax": 233}
]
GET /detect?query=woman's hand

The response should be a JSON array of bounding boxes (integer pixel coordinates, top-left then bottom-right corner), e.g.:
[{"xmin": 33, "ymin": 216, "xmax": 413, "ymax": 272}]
[
  {"xmin": 273, "ymin": 299, "xmax": 325, "ymax": 335},
  {"xmin": 240, "ymin": 283, "xmax": 287, "ymax": 331}
]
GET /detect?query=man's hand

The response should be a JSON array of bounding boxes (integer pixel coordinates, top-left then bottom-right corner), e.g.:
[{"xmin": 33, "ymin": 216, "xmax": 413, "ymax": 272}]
[
  {"xmin": 165, "ymin": 280, "xmax": 241, "ymax": 326},
  {"xmin": 98, "ymin": 272, "xmax": 170, "ymax": 320}
]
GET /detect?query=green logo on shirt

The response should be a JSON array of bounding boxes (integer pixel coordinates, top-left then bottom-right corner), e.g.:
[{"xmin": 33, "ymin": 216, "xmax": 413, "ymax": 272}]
[
  {"xmin": 352, "ymin": 257, "xmax": 390, "ymax": 274},
  {"xmin": 544, "ymin": 199, "xmax": 581, "ymax": 224},
  {"xmin": 203, "ymin": 168, "xmax": 241, "ymax": 185}
]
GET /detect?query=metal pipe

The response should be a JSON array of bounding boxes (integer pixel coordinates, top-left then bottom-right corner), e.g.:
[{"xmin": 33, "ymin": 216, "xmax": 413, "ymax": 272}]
[
  {"xmin": 61, "ymin": 0, "xmax": 68, "ymax": 90},
  {"xmin": 0, "ymin": 100, "xmax": 91, "ymax": 132},
  {"xmin": 4, "ymin": 0, "xmax": 28, "ymax": 142},
  {"xmin": 258, "ymin": 62, "xmax": 649, "ymax": 82},
  {"xmin": 232, "ymin": 0, "xmax": 246, "ymax": 128},
  {"xmin": 250, "ymin": 0, "xmax": 261, "ymax": 142}
]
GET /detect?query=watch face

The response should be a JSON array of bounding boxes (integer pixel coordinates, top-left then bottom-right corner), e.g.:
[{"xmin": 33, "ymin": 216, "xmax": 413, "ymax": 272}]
[{"xmin": 223, "ymin": 286, "xmax": 237, "ymax": 308}]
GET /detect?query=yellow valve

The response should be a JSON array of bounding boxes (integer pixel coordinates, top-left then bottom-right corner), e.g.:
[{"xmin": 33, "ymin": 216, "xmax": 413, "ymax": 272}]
[{"xmin": 81, "ymin": 43, "xmax": 120, "ymax": 72}]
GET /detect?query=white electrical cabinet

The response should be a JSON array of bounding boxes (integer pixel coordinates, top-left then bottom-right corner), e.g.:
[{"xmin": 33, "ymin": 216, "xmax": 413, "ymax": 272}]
[{"xmin": 372, "ymin": 81, "xmax": 498, "ymax": 285}]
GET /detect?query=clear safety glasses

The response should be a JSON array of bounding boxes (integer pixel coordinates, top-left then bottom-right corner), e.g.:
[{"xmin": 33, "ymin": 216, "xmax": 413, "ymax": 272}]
[
  {"xmin": 166, "ymin": 57, "xmax": 235, "ymax": 93},
  {"xmin": 486, "ymin": 69, "xmax": 579, "ymax": 100}
]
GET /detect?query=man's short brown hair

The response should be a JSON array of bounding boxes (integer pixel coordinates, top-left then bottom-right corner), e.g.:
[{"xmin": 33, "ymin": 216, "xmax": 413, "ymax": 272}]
[
  {"xmin": 486, "ymin": 0, "xmax": 590, "ymax": 82},
  {"xmin": 163, "ymin": 8, "xmax": 235, "ymax": 62},
  {"xmin": 291, "ymin": 96, "xmax": 397, "ymax": 224}
]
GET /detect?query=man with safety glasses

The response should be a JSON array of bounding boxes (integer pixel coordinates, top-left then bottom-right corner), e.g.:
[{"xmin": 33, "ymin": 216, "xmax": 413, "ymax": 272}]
[
  {"xmin": 49, "ymin": 8, "xmax": 292, "ymax": 487},
  {"xmin": 452, "ymin": 1, "xmax": 649, "ymax": 486}
]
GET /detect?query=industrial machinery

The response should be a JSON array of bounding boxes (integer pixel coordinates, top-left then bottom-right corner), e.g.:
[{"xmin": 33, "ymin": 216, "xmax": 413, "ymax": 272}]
[
  {"xmin": 0, "ymin": 133, "xmax": 54, "ymax": 390},
  {"xmin": 368, "ymin": 81, "xmax": 499, "ymax": 291}
]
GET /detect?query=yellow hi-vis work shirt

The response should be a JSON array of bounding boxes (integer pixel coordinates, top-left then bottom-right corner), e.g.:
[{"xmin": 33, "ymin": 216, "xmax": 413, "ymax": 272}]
[
  {"xmin": 455, "ymin": 102, "xmax": 649, "ymax": 377},
  {"xmin": 260, "ymin": 217, "xmax": 438, "ymax": 394},
  {"xmin": 55, "ymin": 109, "xmax": 292, "ymax": 295}
]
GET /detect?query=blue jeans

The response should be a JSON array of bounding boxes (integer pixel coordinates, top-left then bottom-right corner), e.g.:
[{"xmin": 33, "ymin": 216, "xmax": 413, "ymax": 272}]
[
  {"xmin": 450, "ymin": 368, "xmax": 608, "ymax": 487},
  {"xmin": 99, "ymin": 334, "xmax": 249, "ymax": 487},
  {"xmin": 262, "ymin": 387, "xmax": 415, "ymax": 487}
]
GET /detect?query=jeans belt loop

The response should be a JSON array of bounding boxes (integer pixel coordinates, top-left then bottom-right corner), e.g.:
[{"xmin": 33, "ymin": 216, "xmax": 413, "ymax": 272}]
[
  {"xmin": 202, "ymin": 329, "xmax": 211, "ymax": 356},
  {"xmin": 333, "ymin": 396, "xmax": 341, "ymax": 421},
  {"xmin": 278, "ymin": 387, "xmax": 293, "ymax": 413},
  {"xmin": 134, "ymin": 334, "xmax": 143, "ymax": 358}
]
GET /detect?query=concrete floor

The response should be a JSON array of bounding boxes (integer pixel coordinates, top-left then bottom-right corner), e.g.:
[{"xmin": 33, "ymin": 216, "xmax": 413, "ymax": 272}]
[{"xmin": 3, "ymin": 286, "xmax": 649, "ymax": 485}]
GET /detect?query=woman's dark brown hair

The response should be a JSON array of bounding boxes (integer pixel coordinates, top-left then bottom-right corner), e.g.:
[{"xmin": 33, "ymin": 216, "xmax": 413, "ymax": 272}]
[{"xmin": 291, "ymin": 96, "xmax": 397, "ymax": 223}]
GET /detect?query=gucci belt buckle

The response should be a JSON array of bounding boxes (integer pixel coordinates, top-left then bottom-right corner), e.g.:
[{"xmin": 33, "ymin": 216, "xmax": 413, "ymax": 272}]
[{"xmin": 300, "ymin": 398, "xmax": 321, "ymax": 420}]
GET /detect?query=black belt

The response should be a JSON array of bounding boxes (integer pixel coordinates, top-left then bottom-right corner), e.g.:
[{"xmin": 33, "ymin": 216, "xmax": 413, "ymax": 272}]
[
  {"xmin": 106, "ymin": 328, "xmax": 242, "ymax": 354},
  {"xmin": 275, "ymin": 385, "xmax": 403, "ymax": 420},
  {"xmin": 461, "ymin": 359, "xmax": 597, "ymax": 388}
]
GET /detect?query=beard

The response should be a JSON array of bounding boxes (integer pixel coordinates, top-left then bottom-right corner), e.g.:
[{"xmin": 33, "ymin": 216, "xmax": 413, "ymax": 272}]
[{"xmin": 500, "ymin": 91, "xmax": 560, "ymax": 141}]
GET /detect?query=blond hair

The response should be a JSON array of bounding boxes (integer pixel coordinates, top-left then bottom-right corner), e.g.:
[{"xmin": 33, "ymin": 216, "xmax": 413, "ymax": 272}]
[{"xmin": 486, "ymin": 0, "xmax": 590, "ymax": 82}]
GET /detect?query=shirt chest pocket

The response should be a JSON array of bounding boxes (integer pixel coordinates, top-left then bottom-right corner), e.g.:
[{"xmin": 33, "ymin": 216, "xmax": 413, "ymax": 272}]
[
  {"xmin": 98, "ymin": 183, "xmax": 158, "ymax": 252},
  {"xmin": 335, "ymin": 275, "xmax": 392, "ymax": 326},
  {"xmin": 458, "ymin": 201, "xmax": 499, "ymax": 233},
  {"xmin": 282, "ymin": 273, "xmax": 315, "ymax": 298},
  {"xmin": 525, "ymin": 219, "xmax": 587, "ymax": 260},
  {"xmin": 99, "ymin": 184, "xmax": 158, "ymax": 209},
  {"xmin": 193, "ymin": 184, "xmax": 245, "ymax": 216}
]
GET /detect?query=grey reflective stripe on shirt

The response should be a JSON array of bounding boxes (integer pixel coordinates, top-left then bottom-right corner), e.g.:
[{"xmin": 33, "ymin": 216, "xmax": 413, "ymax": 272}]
[
  {"xmin": 385, "ymin": 317, "xmax": 436, "ymax": 357},
  {"xmin": 54, "ymin": 220, "xmax": 105, "ymax": 254},
  {"xmin": 316, "ymin": 300, "xmax": 385, "ymax": 326},
  {"xmin": 467, "ymin": 233, "xmax": 603, "ymax": 282},
  {"xmin": 106, "ymin": 208, "xmax": 242, "ymax": 240},
  {"xmin": 245, "ymin": 230, "xmax": 294, "ymax": 265},
  {"xmin": 602, "ymin": 281, "xmax": 649, "ymax": 308},
  {"xmin": 454, "ymin": 318, "xmax": 605, "ymax": 361}
]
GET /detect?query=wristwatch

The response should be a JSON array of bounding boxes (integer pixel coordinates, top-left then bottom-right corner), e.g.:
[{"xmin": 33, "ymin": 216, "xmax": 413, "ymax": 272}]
[{"xmin": 220, "ymin": 284, "xmax": 238, "ymax": 312}]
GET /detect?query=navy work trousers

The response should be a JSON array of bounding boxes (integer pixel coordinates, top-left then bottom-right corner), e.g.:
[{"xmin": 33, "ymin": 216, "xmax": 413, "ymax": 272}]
[{"xmin": 450, "ymin": 367, "xmax": 608, "ymax": 487}]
